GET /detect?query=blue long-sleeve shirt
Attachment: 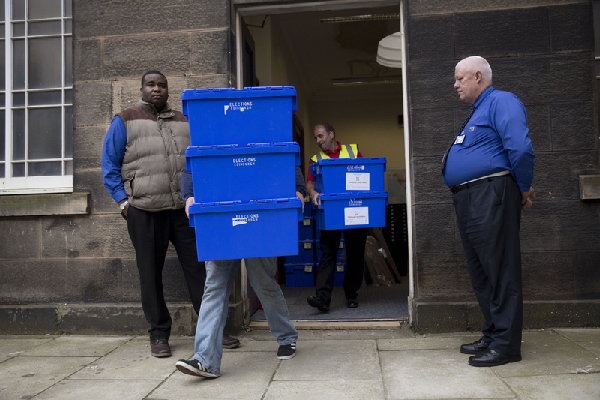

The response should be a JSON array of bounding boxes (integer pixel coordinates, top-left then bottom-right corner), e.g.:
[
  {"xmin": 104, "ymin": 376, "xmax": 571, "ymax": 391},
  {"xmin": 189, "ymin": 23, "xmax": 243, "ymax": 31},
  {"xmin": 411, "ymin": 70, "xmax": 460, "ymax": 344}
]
[
  {"xmin": 443, "ymin": 86, "xmax": 535, "ymax": 192},
  {"xmin": 101, "ymin": 116, "xmax": 128, "ymax": 203}
]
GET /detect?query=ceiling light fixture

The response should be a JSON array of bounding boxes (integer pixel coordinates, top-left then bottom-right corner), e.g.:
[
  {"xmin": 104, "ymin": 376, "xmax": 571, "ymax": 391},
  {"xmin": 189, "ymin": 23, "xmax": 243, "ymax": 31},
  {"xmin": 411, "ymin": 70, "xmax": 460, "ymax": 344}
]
[
  {"xmin": 376, "ymin": 32, "xmax": 402, "ymax": 68},
  {"xmin": 320, "ymin": 13, "xmax": 400, "ymax": 23}
]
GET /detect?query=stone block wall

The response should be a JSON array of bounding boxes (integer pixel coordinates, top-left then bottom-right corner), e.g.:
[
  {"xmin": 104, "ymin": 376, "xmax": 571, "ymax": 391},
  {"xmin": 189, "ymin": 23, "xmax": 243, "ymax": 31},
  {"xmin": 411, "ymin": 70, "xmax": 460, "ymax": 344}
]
[
  {"xmin": 407, "ymin": 0, "xmax": 600, "ymax": 331},
  {"xmin": 0, "ymin": 1, "xmax": 234, "ymax": 333}
]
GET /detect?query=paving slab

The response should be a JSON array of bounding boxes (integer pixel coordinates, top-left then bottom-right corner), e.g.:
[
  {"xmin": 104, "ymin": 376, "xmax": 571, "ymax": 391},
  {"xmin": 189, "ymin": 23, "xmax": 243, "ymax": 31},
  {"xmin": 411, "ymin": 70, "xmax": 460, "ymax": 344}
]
[
  {"xmin": 34, "ymin": 379, "xmax": 161, "ymax": 400},
  {"xmin": 494, "ymin": 331, "xmax": 600, "ymax": 378},
  {"xmin": 151, "ymin": 351, "xmax": 279, "ymax": 400},
  {"xmin": 380, "ymin": 349, "xmax": 514, "ymax": 399},
  {"xmin": 318, "ymin": 329, "xmax": 413, "ymax": 340},
  {"xmin": 505, "ymin": 373, "xmax": 600, "ymax": 400},
  {"xmin": 24, "ymin": 335, "xmax": 131, "ymax": 357},
  {"xmin": 554, "ymin": 328, "xmax": 600, "ymax": 355},
  {"xmin": 239, "ymin": 329, "xmax": 326, "ymax": 342},
  {"xmin": 264, "ymin": 381, "xmax": 385, "ymax": 400},
  {"xmin": 0, "ymin": 335, "xmax": 56, "ymax": 362},
  {"xmin": 69, "ymin": 337, "xmax": 193, "ymax": 380},
  {"xmin": 378, "ymin": 335, "xmax": 480, "ymax": 351},
  {"xmin": 0, "ymin": 355, "xmax": 97, "ymax": 399},
  {"xmin": 224, "ymin": 338, "xmax": 279, "ymax": 353},
  {"xmin": 274, "ymin": 340, "xmax": 381, "ymax": 381}
]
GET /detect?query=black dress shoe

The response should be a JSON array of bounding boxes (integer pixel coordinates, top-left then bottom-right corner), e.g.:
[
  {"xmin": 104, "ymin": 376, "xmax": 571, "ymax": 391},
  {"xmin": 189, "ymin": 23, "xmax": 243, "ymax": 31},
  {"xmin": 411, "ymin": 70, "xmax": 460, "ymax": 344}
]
[
  {"xmin": 468, "ymin": 349, "xmax": 521, "ymax": 367},
  {"xmin": 460, "ymin": 338, "xmax": 490, "ymax": 355},
  {"xmin": 222, "ymin": 334, "xmax": 240, "ymax": 349},
  {"xmin": 307, "ymin": 295, "xmax": 329, "ymax": 312},
  {"xmin": 150, "ymin": 339, "xmax": 172, "ymax": 358},
  {"xmin": 346, "ymin": 298, "xmax": 358, "ymax": 308}
]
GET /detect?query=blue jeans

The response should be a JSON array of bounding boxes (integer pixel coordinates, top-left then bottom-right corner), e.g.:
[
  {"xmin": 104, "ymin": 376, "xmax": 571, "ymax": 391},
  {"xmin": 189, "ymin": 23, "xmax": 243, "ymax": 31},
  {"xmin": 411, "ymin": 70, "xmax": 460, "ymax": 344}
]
[{"xmin": 193, "ymin": 257, "xmax": 298, "ymax": 374}]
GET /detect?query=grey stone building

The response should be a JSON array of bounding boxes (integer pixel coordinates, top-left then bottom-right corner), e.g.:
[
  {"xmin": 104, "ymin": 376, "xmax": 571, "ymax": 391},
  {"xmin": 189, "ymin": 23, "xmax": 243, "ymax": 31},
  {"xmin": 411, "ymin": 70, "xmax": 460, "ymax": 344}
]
[{"xmin": 1, "ymin": 0, "xmax": 598, "ymax": 335}]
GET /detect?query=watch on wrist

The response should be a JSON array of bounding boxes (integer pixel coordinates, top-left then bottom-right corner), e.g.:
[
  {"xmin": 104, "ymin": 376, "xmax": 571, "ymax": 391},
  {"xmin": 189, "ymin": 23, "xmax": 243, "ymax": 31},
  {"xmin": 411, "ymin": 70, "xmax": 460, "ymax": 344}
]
[{"xmin": 119, "ymin": 200, "xmax": 129, "ymax": 211}]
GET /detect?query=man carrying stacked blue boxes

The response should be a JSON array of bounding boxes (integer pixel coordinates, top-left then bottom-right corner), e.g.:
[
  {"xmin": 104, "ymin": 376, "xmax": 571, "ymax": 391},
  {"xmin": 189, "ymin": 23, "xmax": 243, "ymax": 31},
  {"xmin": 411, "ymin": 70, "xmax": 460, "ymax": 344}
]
[
  {"xmin": 175, "ymin": 87, "xmax": 303, "ymax": 379},
  {"xmin": 306, "ymin": 123, "xmax": 369, "ymax": 312}
]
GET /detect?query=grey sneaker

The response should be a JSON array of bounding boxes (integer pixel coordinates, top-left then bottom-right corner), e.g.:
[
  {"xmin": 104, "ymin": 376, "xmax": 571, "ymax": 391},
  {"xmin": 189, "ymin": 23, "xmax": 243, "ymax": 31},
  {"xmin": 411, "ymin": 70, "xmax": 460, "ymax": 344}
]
[
  {"xmin": 277, "ymin": 343, "xmax": 296, "ymax": 360},
  {"xmin": 175, "ymin": 359, "xmax": 220, "ymax": 378}
]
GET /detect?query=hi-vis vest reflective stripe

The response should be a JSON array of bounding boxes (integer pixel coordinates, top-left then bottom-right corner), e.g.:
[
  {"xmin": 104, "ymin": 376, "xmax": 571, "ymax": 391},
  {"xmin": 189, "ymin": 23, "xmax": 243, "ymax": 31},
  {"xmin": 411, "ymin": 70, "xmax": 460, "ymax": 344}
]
[{"xmin": 311, "ymin": 144, "xmax": 358, "ymax": 162}]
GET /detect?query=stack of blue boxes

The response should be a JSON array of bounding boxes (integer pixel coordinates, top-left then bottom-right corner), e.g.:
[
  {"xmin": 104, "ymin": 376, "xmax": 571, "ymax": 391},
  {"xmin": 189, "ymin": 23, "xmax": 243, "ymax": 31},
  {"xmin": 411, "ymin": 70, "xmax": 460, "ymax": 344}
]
[
  {"xmin": 310, "ymin": 157, "xmax": 389, "ymax": 285},
  {"xmin": 283, "ymin": 200, "xmax": 316, "ymax": 287},
  {"xmin": 311, "ymin": 157, "xmax": 388, "ymax": 231},
  {"xmin": 182, "ymin": 86, "xmax": 303, "ymax": 261},
  {"xmin": 284, "ymin": 199, "xmax": 348, "ymax": 287}
]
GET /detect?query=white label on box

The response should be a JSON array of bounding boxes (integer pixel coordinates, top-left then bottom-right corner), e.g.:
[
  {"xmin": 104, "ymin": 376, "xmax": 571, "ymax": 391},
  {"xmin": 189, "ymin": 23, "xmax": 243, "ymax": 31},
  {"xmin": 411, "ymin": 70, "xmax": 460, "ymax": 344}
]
[
  {"xmin": 346, "ymin": 172, "xmax": 370, "ymax": 191},
  {"xmin": 344, "ymin": 206, "xmax": 369, "ymax": 225},
  {"xmin": 224, "ymin": 101, "xmax": 253, "ymax": 115},
  {"xmin": 233, "ymin": 157, "xmax": 256, "ymax": 167},
  {"xmin": 232, "ymin": 213, "xmax": 259, "ymax": 226},
  {"xmin": 347, "ymin": 165, "xmax": 365, "ymax": 171}
]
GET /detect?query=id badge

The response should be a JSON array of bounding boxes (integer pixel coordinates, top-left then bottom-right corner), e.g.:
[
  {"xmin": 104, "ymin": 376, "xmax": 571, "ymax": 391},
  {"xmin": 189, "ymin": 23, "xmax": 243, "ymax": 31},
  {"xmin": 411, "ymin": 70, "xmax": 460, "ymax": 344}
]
[{"xmin": 454, "ymin": 134, "xmax": 465, "ymax": 144}]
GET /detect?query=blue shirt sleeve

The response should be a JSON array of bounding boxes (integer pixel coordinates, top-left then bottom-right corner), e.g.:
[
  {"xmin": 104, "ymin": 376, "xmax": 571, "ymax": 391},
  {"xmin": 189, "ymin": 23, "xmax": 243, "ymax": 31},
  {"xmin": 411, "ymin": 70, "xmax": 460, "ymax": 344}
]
[
  {"xmin": 295, "ymin": 166, "xmax": 306, "ymax": 197},
  {"xmin": 491, "ymin": 95, "xmax": 535, "ymax": 192},
  {"xmin": 181, "ymin": 170, "xmax": 194, "ymax": 201},
  {"xmin": 101, "ymin": 116, "xmax": 128, "ymax": 203}
]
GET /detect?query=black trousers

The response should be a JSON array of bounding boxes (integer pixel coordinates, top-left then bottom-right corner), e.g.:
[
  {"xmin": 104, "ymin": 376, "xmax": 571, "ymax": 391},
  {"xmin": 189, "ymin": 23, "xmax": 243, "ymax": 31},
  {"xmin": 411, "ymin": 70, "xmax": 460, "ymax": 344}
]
[
  {"xmin": 315, "ymin": 227, "xmax": 368, "ymax": 305},
  {"xmin": 127, "ymin": 206, "xmax": 206, "ymax": 340},
  {"xmin": 453, "ymin": 175, "xmax": 523, "ymax": 355}
]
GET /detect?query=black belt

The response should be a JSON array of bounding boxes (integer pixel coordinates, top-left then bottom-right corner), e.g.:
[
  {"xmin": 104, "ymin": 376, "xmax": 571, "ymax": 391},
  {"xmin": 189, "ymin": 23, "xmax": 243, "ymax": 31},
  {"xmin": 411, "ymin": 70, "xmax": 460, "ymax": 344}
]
[{"xmin": 450, "ymin": 174, "xmax": 508, "ymax": 194}]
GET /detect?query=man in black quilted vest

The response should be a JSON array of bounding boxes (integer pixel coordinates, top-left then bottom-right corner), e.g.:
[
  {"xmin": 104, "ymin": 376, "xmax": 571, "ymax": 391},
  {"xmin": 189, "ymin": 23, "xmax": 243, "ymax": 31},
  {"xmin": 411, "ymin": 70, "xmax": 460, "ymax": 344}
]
[{"xmin": 102, "ymin": 71, "xmax": 239, "ymax": 357}]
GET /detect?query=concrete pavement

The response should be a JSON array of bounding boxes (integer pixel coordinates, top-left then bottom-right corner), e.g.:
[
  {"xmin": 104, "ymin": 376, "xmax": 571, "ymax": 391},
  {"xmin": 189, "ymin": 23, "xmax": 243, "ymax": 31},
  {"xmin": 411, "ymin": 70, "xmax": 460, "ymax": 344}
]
[{"xmin": 0, "ymin": 327, "xmax": 599, "ymax": 399}]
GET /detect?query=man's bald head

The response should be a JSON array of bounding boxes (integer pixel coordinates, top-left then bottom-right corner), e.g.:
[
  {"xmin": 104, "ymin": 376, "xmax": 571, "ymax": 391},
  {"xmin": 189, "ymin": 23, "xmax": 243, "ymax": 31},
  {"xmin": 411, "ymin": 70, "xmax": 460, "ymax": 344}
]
[
  {"xmin": 456, "ymin": 56, "xmax": 493, "ymax": 85},
  {"xmin": 454, "ymin": 56, "xmax": 493, "ymax": 104}
]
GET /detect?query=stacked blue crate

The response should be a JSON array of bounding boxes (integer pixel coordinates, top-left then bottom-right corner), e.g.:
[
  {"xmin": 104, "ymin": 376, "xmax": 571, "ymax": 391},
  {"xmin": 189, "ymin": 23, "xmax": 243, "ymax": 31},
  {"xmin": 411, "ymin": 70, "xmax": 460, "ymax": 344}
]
[
  {"xmin": 311, "ymin": 158, "xmax": 388, "ymax": 231},
  {"xmin": 182, "ymin": 86, "xmax": 303, "ymax": 261},
  {"xmin": 283, "ymin": 197, "xmax": 317, "ymax": 286}
]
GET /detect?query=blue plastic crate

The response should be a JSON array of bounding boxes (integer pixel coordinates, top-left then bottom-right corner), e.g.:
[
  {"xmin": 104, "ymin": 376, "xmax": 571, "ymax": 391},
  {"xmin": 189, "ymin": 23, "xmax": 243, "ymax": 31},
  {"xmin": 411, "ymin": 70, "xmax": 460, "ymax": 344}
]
[
  {"xmin": 298, "ymin": 216, "xmax": 315, "ymax": 240},
  {"xmin": 310, "ymin": 157, "xmax": 386, "ymax": 194},
  {"xmin": 315, "ymin": 238, "xmax": 345, "ymax": 263},
  {"xmin": 284, "ymin": 263, "xmax": 314, "ymax": 287},
  {"xmin": 302, "ymin": 198, "xmax": 314, "ymax": 217},
  {"xmin": 186, "ymin": 142, "xmax": 300, "ymax": 203},
  {"xmin": 182, "ymin": 86, "xmax": 297, "ymax": 146},
  {"xmin": 315, "ymin": 191, "xmax": 388, "ymax": 230},
  {"xmin": 285, "ymin": 240, "xmax": 315, "ymax": 264},
  {"xmin": 188, "ymin": 197, "xmax": 302, "ymax": 261}
]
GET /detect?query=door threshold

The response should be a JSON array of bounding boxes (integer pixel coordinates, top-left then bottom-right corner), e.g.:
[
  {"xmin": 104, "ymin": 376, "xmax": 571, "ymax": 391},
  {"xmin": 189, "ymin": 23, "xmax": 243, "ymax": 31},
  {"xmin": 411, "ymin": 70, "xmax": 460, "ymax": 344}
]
[{"xmin": 249, "ymin": 319, "xmax": 408, "ymax": 330}]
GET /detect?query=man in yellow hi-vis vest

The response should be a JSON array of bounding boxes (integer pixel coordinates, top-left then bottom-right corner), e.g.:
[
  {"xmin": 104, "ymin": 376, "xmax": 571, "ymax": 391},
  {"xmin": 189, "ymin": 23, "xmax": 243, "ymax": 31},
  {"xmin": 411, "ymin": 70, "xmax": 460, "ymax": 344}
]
[{"xmin": 306, "ymin": 123, "xmax": 368, "ymax": 312}]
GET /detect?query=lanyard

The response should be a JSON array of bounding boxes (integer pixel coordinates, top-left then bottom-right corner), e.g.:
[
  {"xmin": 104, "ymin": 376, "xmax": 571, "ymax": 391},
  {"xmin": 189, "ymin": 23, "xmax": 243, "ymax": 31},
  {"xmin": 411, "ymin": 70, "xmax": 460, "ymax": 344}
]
[
  {"xmin": 442, "ymin": 87, "xmax": 494, "ymax": 173},
  {"xmin": 456, "ymin": 87, "xmax": 494, "ymax": 138}
]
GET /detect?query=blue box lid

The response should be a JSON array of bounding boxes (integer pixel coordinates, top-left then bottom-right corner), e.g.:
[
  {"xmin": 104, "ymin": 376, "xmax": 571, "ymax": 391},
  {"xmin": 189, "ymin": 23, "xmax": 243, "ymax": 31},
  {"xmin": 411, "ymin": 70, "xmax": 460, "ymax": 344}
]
[
  {"xmin": 189, "ymin": 197, "xmax": 302, "ymax": 215},
  {"xmin": 182, "ymin": 86, "xmax": 297, "ymax": 111},
  {"xmin": 284, "ymin": 263, "xmax": 315, "ymax": 272},
  {"xmin": 311, "ymin": 157, "xmax": 387, "ymax": 174},
  {"xmin": 318, "ymin": 191, "xmax": 389, "ymax": 202},
  {"xmin": 185, "ymin": 142, "xmax": 300, "ymax": 157},
  {"xmin": 315, "ymin": 157, "xmax": 386, "ymax": 166}
]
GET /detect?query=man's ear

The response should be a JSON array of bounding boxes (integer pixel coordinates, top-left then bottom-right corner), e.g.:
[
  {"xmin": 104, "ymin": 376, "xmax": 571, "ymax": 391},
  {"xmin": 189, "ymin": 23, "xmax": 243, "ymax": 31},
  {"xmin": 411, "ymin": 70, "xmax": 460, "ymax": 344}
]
[{"xmin": 475, "ymin": 71, "xmax": 482, "ymax": 83}]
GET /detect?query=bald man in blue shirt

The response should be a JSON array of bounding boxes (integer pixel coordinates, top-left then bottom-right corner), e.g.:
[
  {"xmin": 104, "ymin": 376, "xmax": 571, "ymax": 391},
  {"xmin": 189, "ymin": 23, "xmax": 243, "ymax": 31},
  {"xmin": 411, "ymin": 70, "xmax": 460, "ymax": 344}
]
[{"xmin": 442, "ymin": 56, "xmax": 535, "ymax": 367}]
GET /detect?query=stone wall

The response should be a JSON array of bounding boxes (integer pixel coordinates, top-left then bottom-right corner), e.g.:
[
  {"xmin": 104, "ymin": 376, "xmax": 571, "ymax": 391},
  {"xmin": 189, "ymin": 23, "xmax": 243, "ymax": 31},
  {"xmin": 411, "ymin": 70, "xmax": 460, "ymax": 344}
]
[
  {"xmin": 407, "ymin": 0, "xmax": 600, "ymax": 331},
  {"xmin": 0, "ymin": 0, "xmax": 236, "ymax": 334}
]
